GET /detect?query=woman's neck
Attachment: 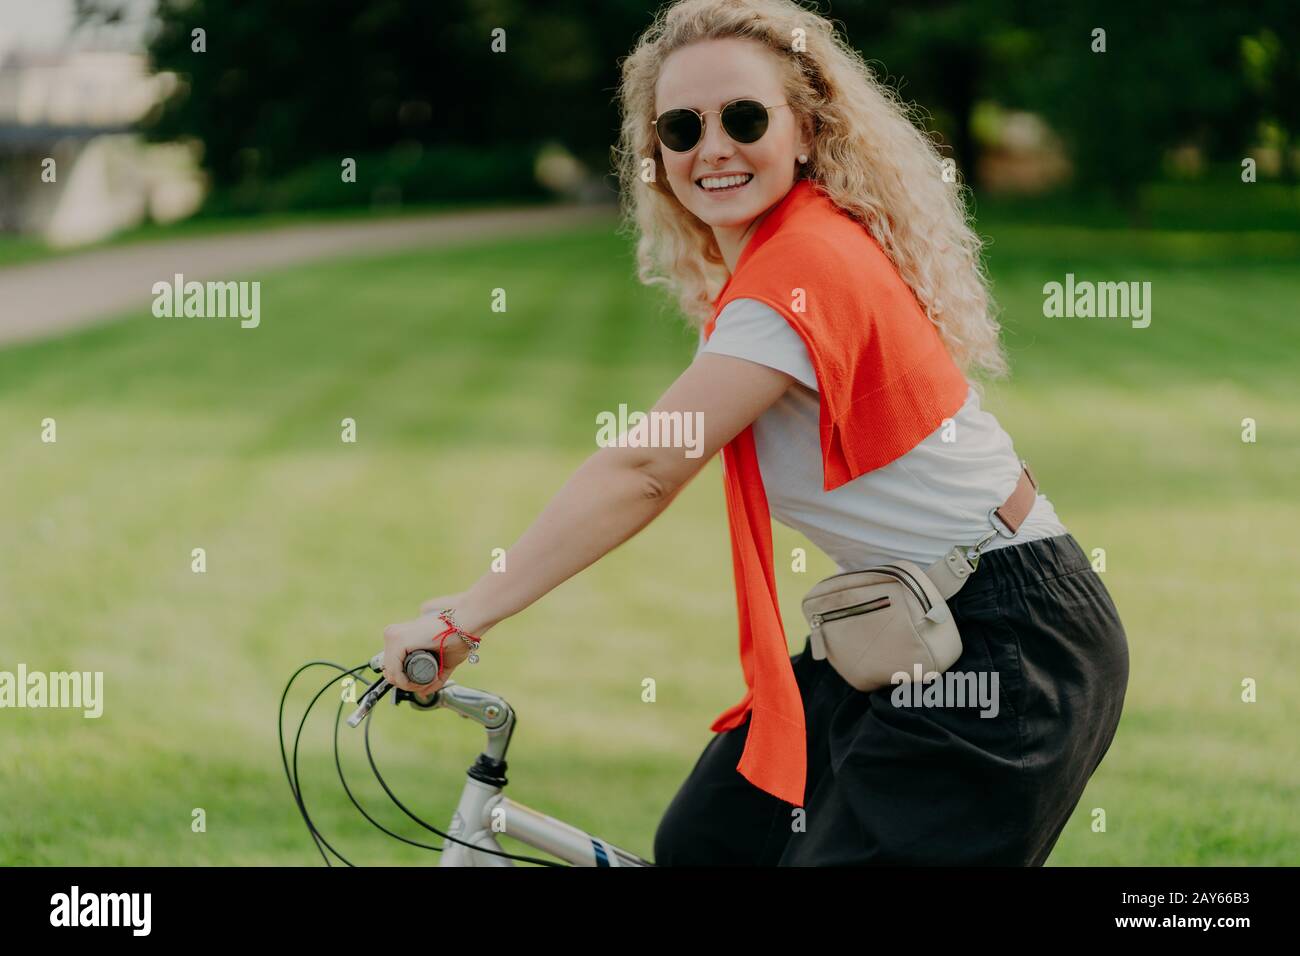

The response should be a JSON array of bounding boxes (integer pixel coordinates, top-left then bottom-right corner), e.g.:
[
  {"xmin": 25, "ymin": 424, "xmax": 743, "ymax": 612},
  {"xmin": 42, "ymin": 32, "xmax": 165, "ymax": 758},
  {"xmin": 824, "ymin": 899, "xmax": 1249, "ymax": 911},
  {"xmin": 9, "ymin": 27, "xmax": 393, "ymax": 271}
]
[{"xmin": 715, "ymin": 205, "xmax": 775, "ymax": 274}]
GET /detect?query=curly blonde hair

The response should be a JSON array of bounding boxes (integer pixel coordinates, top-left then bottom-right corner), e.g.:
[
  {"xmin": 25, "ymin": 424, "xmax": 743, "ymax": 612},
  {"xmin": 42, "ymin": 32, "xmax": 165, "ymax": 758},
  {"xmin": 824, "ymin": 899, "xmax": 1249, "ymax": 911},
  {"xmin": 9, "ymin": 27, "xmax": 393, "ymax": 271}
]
[{"xmin": 613, "ymin": 0, "xmax": 1010, "ymax": 383}]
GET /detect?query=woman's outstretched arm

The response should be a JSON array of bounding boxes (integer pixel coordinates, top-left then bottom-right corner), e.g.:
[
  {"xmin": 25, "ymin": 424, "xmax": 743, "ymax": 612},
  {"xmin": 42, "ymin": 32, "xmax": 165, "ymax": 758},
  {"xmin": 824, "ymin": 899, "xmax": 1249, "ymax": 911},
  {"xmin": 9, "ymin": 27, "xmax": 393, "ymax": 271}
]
[{"xmin": 380, "ymin": 351, "xmax": 796, "ymax": 691}]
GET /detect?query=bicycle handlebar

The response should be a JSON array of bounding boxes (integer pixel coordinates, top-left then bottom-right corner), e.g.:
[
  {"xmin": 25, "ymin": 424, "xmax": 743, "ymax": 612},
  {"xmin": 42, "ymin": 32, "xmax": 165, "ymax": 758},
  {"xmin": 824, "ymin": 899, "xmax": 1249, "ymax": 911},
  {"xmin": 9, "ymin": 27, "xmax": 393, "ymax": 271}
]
[{"xmin": 346, "ymin": 649, "xmax": 442, "ymax": 727}]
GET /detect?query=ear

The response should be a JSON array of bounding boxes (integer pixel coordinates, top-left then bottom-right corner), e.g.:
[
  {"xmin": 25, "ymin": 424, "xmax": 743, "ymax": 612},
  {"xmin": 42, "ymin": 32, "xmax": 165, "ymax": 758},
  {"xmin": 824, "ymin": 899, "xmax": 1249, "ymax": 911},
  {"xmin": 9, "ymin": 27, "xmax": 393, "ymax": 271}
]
[{"xmin": 797, "ymin": 115, "xmax": 815, "ymax": 156}]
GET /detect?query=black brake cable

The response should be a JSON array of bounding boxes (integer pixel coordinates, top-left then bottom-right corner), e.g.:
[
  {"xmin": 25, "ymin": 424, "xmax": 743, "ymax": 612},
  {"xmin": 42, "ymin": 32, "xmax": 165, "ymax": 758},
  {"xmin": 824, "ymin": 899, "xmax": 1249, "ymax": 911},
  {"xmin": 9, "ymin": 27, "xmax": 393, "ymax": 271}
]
[
  {"xmin": 281, "ymin": 659, "xmax": 568, "ymax": 867},
  {"xmin": 279, "ymin": 660, "xmax": 359, "ymax": 866},
  {"xmin": 361, "ymin": 699, "xmax": 565, "ymax": 867},
  {"xmin": 330, "ymin": 694, "xmax": 444, "ymax": 855},
  {"xmin": 283, "ymin": 662, "xmax": 447, "ymax": 863}
]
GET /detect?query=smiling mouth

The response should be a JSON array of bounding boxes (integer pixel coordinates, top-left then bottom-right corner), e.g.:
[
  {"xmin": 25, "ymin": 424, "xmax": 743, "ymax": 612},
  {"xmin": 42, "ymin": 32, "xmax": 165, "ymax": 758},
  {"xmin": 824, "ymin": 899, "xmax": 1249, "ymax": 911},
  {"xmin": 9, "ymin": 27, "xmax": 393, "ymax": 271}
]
[{"xmin": 696, "ymin": 173, "xmax": 754, "ymax": 194}]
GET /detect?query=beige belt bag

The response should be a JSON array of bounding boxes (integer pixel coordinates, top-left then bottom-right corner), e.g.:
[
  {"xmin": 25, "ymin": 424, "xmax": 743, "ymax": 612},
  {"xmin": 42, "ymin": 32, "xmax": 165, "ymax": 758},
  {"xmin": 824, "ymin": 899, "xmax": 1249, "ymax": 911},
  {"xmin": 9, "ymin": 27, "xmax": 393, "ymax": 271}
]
[{"xmin": 800, "ymin": 461, "xmax": 1039, "ymax": 692}]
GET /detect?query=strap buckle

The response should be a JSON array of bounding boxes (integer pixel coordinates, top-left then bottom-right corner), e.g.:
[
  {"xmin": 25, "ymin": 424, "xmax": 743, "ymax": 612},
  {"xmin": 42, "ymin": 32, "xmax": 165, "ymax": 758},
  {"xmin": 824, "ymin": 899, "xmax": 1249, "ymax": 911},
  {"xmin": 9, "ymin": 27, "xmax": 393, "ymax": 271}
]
[
  {"xmin": 985, "ymin": 504, "xmax": 1020, "ymax": 540},
  {"xmin": 964, "ymin": 466, "xmax": 1029, "ymax": 566}
]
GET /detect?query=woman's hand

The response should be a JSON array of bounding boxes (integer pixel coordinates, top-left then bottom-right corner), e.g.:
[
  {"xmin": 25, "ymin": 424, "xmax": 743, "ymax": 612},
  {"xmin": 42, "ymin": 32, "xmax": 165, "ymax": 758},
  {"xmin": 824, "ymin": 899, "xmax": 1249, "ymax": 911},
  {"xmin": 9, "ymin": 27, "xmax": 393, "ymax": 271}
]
[{"xmin": 382, "ymin": 603, "xmax": 474, "ymax": 694}]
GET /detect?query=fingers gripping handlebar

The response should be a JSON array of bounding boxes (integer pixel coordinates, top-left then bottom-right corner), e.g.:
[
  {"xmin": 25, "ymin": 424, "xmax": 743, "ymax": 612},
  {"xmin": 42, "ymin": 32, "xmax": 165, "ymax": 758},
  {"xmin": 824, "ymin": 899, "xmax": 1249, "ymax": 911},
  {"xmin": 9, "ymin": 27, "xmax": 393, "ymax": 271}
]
[{"xmin": 346, "ymin": 649, "xmax": 441, "ymax": 727}]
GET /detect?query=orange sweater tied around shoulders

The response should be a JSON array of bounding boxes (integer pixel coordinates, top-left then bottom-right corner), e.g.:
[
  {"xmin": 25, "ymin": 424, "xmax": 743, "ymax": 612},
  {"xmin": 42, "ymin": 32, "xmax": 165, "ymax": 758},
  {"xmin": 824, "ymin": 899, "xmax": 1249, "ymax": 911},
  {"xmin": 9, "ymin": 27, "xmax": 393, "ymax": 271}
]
[{"xmin": 701, "ymin": 177, "xmax": 970, "ymax": 807}]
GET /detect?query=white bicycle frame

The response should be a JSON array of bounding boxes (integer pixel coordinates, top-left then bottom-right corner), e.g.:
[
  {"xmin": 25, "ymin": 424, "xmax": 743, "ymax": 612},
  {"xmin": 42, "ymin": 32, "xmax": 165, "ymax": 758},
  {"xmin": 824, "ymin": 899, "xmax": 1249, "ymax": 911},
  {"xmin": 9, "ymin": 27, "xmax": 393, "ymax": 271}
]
[{"xmin": 400, "ymin": 680, "xmax": 653, "ymax": 867}]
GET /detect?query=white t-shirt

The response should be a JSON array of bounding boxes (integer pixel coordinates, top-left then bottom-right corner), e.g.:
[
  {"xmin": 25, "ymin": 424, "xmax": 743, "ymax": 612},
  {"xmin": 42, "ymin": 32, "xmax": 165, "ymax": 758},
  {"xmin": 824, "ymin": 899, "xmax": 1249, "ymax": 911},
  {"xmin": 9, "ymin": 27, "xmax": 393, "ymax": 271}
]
[{"xmin": 697, "ymin": 297, "xmax": 1068, "ymax": 572}]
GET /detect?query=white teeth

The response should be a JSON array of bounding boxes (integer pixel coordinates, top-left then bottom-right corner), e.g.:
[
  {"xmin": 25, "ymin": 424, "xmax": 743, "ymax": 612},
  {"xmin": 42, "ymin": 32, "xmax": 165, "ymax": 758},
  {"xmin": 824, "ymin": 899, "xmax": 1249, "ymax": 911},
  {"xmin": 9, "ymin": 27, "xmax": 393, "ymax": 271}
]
[{"xmin": 699, "ymin": 174, "xmax": 753, "ymax": 190}]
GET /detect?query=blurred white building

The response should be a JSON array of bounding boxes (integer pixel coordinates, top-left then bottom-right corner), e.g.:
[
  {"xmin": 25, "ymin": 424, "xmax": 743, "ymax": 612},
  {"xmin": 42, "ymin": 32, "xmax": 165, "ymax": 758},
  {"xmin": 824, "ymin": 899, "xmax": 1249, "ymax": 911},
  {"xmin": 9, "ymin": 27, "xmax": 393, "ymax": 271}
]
[{"xmin": 0, "ymin": 48, "xmax": 205, "ymax": 246}]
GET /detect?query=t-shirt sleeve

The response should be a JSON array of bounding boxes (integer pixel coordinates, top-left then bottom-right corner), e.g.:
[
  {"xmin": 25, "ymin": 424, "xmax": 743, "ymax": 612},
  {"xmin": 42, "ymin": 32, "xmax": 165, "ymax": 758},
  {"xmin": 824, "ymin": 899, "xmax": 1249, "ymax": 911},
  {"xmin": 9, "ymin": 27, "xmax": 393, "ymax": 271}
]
[{"xmin": 696, "ymin": 298, "xmax": 818, "ymax": 391}]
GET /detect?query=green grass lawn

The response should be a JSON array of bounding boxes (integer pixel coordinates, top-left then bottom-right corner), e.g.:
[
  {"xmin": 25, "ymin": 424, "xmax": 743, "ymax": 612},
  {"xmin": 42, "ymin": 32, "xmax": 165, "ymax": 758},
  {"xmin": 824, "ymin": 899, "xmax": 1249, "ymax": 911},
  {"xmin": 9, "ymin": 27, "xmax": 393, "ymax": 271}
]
[{"xmin": 1, "ymin": 214, "xmax": 1297, "ymax": 866}]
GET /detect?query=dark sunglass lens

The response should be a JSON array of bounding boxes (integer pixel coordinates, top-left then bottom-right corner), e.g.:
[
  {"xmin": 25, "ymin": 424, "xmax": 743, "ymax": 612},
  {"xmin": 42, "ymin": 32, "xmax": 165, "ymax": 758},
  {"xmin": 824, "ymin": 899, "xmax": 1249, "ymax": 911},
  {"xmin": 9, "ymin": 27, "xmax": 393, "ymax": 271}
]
[
  {"xmin": 657, "ymin": 109, "xmax": 701, "ymax": 151},
  {"xmin": 722, "ymin": 100, "xmax": 769, "ymax": 143}
]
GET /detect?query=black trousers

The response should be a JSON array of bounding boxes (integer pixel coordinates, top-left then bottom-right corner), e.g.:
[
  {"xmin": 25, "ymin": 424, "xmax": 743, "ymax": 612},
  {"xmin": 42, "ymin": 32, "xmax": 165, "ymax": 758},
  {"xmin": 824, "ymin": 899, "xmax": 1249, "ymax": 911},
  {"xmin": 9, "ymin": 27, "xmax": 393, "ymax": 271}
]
[{"xmin": 654, "ymin": 532, "xmax": 1130, "ymax": 866}]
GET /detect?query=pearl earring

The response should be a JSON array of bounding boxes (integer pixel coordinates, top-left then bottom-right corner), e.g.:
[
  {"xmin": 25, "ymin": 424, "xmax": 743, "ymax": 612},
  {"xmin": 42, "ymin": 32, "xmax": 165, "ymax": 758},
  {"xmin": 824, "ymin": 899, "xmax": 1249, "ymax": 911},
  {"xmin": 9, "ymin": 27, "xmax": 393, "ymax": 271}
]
[{"xmin": 798, "ymin": 153, "xmax": 808, "ymax": 164}]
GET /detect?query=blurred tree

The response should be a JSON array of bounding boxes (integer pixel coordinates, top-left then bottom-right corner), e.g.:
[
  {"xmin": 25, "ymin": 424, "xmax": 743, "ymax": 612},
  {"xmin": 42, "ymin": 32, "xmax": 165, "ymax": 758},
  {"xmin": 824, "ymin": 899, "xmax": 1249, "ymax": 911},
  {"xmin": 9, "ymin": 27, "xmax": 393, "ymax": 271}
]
[
  {"xmin": 75, "ymin": 0, "xmax": 1294, "ymax": 210},
  {"xmin": 1003, "ymin": 0, "xmax": 1261, "ymax": 213},
  {"xmin": 1238, "ymin": 3, "xmax": 1300, "ymax": 183},
  {"xmin": 833, "ymin": 0, "xmax": 1293, "ymax": 210},
  {"xmin": 76, "ymin": 0, "xmax": 653, "ymax": 195}
]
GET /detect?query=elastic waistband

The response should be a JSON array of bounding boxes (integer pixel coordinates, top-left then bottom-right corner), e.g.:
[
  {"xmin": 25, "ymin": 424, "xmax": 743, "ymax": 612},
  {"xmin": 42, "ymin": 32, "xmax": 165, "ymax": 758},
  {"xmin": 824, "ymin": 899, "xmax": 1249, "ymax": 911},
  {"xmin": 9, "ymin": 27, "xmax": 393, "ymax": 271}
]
[{"xmin": 953, "ymin": 532, "xmax": 1092, "ymax": 603}]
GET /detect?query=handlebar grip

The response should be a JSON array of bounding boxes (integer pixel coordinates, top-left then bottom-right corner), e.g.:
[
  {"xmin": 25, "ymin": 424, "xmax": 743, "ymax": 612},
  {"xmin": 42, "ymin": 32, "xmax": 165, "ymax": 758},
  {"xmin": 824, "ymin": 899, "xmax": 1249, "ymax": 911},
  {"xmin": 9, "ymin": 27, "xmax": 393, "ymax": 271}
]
[
  {"xmin": 346, "ymin": 649, "xmax": 443, "ymax": 728},
  {"xmin": 403, "ymin": 649, "xmax": 441, "ymax": 686}
]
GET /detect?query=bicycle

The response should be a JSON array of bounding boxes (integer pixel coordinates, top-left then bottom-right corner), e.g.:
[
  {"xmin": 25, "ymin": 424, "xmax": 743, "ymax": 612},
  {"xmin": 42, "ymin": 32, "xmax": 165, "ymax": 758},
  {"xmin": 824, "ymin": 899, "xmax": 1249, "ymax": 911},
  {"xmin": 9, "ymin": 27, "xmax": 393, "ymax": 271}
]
[{"xmin": 280, "ymin": 648, "xmax": 654, "ymax": 867}]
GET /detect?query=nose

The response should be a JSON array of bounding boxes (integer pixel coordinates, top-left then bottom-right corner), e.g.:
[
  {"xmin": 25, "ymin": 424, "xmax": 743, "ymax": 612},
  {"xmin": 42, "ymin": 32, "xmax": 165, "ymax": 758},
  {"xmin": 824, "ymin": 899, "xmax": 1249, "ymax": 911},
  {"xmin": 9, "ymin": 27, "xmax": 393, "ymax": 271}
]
[{"xmin": 697, "ymin": 110, "xmax": 734, "ymax": 167}]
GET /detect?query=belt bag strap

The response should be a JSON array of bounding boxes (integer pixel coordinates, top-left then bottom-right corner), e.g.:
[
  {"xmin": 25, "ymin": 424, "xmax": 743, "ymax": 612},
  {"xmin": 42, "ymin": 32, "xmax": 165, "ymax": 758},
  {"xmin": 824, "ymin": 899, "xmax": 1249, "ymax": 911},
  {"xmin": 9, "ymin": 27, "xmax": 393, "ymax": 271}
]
[{"xmin": 924, "ymin": 460, "xmax": 1039, "ymax": 601}]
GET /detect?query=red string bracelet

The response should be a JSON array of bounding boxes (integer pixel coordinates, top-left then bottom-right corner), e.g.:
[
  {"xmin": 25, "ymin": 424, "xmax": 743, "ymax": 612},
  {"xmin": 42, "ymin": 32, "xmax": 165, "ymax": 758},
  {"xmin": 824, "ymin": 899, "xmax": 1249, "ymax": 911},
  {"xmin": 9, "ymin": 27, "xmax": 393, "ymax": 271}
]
[{"xmin": 430, "ymin": 610, "xmax": 482, "ymax": 683}]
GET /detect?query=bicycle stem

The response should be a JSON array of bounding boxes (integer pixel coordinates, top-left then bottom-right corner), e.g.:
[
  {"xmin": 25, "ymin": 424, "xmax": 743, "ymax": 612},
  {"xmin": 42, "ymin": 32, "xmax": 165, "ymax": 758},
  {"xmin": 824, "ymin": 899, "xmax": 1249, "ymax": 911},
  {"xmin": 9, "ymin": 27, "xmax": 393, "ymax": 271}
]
[{"xmin": 407, "ymin": 682, "xmax": 517, "ymax": 764}]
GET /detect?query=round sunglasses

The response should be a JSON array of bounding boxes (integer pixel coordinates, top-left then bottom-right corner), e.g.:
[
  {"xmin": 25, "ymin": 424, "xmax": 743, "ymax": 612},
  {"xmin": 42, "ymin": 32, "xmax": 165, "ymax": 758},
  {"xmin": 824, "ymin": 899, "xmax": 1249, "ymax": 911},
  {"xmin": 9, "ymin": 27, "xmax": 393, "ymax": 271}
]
[{"xmin": 652, "ymin": 98, "xmax": 790, "ymax": 153}]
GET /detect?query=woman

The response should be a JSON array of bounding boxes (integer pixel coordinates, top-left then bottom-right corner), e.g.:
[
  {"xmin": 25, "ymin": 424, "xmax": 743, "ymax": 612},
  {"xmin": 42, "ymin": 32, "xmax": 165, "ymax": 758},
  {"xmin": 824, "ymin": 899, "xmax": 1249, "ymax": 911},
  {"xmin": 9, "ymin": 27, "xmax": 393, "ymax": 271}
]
[{"xmin": 380, "ymin": 0, "xmax": 1129, "ymax": 866}]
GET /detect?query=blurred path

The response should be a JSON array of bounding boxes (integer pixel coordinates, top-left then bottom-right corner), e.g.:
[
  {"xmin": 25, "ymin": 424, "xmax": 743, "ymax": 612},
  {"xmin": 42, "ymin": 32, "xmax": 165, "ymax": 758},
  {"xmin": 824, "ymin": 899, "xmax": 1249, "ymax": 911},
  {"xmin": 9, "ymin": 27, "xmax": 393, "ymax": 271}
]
[{"xmin": 0, "ymin": 201, "xmax": 617, "ymax": 347}]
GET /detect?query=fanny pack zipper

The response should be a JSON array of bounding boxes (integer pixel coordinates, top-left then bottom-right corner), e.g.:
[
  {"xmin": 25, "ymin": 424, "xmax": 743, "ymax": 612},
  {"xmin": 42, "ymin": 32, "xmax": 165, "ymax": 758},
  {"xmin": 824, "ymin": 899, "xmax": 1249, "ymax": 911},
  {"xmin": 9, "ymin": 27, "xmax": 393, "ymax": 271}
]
[
  {"xmin": 875, "ymin": 564, "xmax": 934, "ymax": 613},
  {"xmin": 806, "ymin": 564, "xmax": 930, "ymax": 624},
  {"xmin": 810, "ymin": 594, "xmax": 892, "ymax": 631}
]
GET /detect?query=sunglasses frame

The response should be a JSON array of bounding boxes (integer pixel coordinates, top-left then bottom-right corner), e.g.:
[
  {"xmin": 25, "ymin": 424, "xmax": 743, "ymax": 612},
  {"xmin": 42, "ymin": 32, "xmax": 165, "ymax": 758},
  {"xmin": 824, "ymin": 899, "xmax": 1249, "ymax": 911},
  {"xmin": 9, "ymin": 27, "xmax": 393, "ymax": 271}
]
[{"xmin": 651, "ymin": 98, "xmax": 790, "ymax": 153}]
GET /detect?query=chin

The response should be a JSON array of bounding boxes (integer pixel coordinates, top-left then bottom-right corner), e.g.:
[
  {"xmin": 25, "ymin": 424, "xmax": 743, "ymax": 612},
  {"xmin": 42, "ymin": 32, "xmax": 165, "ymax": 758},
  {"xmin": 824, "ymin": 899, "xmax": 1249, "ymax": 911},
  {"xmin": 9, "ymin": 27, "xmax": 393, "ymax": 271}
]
[
  {"xmin": 692, "ymin": 205, "xmax": 756, "ymax": 228},
  {"xmin": 689, "ymin": 191, "xmax": 767, "ymax": 226}
]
